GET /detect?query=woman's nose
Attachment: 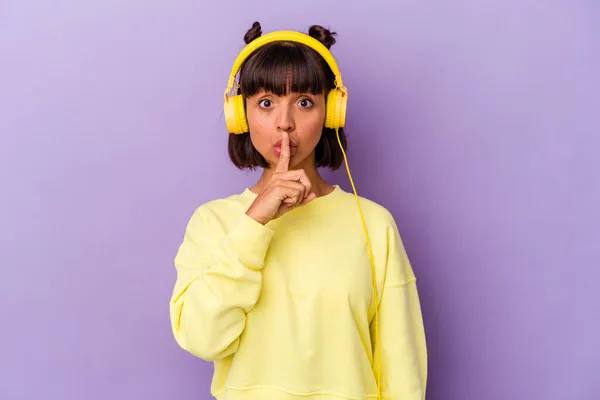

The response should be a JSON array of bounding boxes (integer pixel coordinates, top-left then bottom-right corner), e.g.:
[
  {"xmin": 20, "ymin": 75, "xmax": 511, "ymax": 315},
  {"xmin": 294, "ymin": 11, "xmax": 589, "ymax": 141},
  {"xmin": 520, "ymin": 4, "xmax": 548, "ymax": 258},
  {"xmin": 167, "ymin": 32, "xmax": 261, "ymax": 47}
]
[{"xmin": 276, "ymin": 106, "xmax": 294, "ymax": 132}]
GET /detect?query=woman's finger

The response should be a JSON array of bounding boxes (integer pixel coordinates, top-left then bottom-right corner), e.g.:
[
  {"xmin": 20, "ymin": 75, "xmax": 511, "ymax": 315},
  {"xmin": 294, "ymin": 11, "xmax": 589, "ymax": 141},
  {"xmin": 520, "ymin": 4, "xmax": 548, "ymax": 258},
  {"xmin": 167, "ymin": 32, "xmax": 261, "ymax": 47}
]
[{"xmin": 274, "ymin": 169, "xmax": 312, "ymax": 198}]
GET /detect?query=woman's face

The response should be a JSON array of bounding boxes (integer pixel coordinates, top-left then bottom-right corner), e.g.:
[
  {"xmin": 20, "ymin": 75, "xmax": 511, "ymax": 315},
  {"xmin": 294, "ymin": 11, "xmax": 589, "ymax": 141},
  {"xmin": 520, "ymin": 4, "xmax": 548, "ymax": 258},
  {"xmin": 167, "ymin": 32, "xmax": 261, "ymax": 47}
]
[{"xmin": 245, "ymin": 89, "xmax": 326, "ymax": 170}]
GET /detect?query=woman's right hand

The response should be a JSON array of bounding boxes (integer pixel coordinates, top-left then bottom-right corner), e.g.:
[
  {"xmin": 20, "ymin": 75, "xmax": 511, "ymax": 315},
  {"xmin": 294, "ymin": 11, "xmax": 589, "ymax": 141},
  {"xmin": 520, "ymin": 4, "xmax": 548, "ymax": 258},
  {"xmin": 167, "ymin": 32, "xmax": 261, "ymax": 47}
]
[{"xmin": 245, "ymin": 132, "xmax": 317, "ymax": 225}]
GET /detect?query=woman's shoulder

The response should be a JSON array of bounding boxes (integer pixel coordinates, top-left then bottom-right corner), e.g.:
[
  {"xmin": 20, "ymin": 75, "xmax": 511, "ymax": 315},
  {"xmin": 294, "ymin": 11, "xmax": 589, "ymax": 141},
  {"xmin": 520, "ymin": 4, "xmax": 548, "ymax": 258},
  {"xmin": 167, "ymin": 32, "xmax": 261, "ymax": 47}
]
[
  {"xmin": 336, "ymin": 187, "xmax": 398, "ymax": 228},
  {"xmin": 187, "ymin": 189, "xmax": 253, "ymax": 221}
]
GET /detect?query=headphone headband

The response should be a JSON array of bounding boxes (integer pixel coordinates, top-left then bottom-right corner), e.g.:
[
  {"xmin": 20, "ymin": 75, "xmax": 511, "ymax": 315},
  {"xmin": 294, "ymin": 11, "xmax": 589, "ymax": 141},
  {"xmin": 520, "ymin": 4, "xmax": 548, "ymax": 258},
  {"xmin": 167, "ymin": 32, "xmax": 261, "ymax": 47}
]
[{"xmin": 223, "ymin": 30, "xmax": 345, "ymax": 101}]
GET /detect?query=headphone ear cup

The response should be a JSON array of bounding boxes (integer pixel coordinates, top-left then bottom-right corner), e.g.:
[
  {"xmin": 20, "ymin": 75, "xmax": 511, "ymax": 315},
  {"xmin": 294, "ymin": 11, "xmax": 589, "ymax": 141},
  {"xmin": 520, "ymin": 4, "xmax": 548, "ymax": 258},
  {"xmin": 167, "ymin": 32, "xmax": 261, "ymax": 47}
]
[
  {"xmin": 338, "ymin": 90, "xmax": 347, "ymax": 128},
  {"xmin": 224, "ymin": 95, "xmax": 237, "ymax": 133},
  {"xmin": 224, "ymin": 94, "xmax": 248, "ymax": 134},
  {"xmin": 234, "ymin": 95, "xmax": 249, "ymax": 133},
  {"xmin": 325, "ymin": 90, "xmax": 336, "ymax": 129},
  {"xmin": 325, "ymin": 89, "xmax": 347, "ymax": 129}
]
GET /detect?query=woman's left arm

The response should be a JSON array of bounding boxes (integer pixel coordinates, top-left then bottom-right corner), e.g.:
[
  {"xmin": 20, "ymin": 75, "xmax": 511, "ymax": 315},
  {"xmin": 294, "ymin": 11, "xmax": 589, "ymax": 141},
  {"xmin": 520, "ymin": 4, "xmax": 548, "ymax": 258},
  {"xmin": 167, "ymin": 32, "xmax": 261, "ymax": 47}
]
[{"xmin": 370, "ymin": 219, "xmax": 428, "ymax": 400}]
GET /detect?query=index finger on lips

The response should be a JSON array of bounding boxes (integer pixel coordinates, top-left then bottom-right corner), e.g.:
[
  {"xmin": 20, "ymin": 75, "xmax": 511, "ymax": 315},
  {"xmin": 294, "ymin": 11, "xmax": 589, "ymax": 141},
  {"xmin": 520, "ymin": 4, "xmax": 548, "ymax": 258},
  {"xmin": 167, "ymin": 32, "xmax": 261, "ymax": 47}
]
[{"xmin": 275, "ymin": 132, "xmax": 290, "ymax": 173}]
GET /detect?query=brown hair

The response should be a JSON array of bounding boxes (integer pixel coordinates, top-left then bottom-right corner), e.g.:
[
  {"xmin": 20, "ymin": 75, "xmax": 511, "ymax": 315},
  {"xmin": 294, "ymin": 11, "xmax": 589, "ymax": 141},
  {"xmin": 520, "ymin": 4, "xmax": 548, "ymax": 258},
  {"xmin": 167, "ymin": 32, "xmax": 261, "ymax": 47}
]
[{"xmin": 227, "ymin": 21, "xmax": 348, "ymax": 170}]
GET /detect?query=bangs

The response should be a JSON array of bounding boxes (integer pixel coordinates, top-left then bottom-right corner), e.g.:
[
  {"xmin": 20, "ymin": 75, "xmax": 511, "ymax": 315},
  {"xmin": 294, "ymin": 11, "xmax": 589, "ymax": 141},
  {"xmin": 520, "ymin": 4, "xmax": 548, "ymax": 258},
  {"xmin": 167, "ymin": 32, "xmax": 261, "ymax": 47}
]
[{"xmin": 238, "ymin": 42, "xmax": 332, "ymax": 97}]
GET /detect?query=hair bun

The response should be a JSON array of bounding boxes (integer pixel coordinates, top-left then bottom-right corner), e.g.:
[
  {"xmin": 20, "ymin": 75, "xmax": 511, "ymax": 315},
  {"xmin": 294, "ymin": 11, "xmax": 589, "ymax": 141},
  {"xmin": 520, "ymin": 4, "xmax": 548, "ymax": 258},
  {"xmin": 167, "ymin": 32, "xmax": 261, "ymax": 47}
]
[
  {"xmin": 244, "ymin": 21, "xmax": 262, "ymax": 44},
  {"xmin": 308, "ymin": 25, "xmax": 337, "ymax": 49}
]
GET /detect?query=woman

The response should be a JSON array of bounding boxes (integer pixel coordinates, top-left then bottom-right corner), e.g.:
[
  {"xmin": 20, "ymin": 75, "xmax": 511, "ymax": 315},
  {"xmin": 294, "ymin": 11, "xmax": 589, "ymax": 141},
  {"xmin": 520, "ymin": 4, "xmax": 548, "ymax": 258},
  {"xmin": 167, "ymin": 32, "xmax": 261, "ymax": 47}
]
[{"xmin": 170, "ymin": 21, "xmax": 428, "ymax": 400}]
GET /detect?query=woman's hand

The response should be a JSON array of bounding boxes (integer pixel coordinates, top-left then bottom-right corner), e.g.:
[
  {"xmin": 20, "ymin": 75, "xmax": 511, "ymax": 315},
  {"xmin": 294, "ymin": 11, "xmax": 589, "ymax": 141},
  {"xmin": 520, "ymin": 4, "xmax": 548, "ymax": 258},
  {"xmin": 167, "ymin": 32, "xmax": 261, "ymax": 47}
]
[{"xmin": 245, "ymin": 132, "xmax": 317, "ymax": 225}]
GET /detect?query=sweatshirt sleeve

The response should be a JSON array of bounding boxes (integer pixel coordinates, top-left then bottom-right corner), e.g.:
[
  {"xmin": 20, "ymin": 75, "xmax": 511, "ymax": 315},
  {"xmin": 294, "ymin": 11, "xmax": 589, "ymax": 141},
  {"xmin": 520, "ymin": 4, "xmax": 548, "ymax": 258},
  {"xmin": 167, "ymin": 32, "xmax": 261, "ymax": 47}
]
[
  {"xmin": 370, "ymin": 218, "xmax": 428, "ymax": 399},
  {"xmin": 169, "ymin": 205, "xmax": 275, "ymax": 361}
]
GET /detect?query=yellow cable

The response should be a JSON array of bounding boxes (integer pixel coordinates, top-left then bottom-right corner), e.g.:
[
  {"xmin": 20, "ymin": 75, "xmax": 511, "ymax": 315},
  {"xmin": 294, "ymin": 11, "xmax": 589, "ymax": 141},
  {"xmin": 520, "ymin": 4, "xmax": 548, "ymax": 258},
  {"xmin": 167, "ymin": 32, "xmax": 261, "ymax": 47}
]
[{"xmin": 335, "ymin": 128, "xmax": 381, "ymax": 400}]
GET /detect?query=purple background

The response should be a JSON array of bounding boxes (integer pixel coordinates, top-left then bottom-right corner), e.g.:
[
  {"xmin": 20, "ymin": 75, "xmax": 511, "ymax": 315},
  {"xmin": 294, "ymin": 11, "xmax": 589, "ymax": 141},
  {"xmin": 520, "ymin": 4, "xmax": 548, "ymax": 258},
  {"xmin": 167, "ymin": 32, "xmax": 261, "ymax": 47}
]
[{"xmin": 1, "ymin": 1, "xmax": 599, "ymax": 399}]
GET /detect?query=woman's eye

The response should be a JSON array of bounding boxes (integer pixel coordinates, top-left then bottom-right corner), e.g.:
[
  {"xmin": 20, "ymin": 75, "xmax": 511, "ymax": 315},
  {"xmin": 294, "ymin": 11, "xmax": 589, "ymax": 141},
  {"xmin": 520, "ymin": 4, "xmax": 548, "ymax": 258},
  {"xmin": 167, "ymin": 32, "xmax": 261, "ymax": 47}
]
[
  {"xmin": 259, "ymin": 99, "xmax": 272, "ymax": 108},
  {"xmin": 298, "ymin": 98, "xmax": 313, "ymax": 108}
]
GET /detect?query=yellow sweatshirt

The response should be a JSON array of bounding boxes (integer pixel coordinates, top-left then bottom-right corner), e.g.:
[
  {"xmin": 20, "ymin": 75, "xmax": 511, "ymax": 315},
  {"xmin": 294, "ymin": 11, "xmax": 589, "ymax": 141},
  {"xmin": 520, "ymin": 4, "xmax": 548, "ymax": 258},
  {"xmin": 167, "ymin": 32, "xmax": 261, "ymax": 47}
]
[{"xmin": 170, "ymin": 185, "xmax": 427, "ymax": 399}]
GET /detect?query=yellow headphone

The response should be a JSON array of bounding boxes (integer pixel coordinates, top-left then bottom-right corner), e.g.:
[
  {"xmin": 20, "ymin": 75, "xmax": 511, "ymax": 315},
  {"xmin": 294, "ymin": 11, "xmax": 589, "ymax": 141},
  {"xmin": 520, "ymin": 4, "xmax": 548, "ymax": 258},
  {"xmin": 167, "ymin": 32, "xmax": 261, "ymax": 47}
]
[
  {"xmin": 223, "ymin": 29, "xmax": 381, "ymax": 400},
  {"xmin": 223, "ymin": 30, "xmax": 348, "ymax": 134}
]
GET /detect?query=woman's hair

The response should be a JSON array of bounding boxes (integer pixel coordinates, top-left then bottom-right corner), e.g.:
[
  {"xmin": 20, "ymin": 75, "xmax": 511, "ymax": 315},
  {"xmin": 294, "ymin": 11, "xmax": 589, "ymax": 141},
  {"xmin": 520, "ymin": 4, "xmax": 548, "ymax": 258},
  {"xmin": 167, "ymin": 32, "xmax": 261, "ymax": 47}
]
[{"xmin": 227, "ymin": 21, "xmax": 348, "ymax": 170}]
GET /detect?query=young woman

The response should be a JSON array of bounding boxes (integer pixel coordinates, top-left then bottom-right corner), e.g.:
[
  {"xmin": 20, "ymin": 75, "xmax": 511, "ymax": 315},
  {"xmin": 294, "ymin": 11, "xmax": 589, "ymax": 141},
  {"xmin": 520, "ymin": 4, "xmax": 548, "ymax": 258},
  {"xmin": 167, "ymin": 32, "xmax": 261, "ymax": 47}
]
[{"xmin": 170, "ymin": 22, "xmax": 428, "ymax": 400}]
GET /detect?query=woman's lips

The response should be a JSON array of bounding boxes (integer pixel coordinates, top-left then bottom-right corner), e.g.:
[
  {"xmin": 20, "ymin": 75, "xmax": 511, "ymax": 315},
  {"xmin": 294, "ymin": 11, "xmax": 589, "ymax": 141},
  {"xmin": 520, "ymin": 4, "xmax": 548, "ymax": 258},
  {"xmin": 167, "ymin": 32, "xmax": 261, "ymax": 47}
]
[{"xmin": 274, "ymin": 146, "xmax": 297, "ymax": 156}]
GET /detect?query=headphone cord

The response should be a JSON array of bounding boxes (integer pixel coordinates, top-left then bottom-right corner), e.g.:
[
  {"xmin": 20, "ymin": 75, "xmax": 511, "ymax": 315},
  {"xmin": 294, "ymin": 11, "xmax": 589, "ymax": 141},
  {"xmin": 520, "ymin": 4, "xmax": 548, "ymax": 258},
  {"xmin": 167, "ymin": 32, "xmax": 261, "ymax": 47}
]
[{"xmin": 335, "ymin": 128, "xmax": 381, "ymax": 400}]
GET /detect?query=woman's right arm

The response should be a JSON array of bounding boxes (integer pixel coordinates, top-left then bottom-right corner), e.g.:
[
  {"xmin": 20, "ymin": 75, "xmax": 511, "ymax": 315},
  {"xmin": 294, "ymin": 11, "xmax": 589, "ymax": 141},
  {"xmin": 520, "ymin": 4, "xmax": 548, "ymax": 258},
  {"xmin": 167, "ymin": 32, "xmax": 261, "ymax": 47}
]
[{"xmin": 169, "ymin": 205, "xmax": 275, "ymax": 361}]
